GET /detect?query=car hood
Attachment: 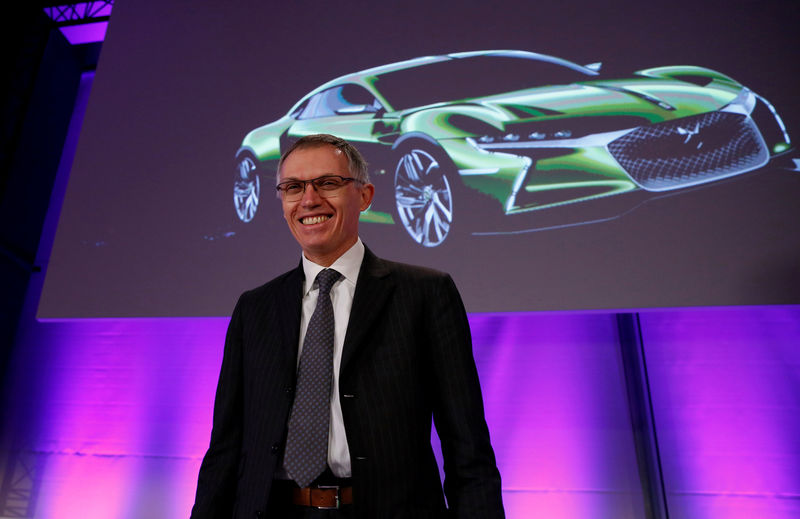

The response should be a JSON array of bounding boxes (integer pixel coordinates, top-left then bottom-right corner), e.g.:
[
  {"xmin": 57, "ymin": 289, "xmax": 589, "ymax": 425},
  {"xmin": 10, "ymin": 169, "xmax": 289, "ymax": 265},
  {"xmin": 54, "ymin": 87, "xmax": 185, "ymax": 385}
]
[{"xmin": 473, "ymin": 78, "xmax": 740, "ymax": 123}]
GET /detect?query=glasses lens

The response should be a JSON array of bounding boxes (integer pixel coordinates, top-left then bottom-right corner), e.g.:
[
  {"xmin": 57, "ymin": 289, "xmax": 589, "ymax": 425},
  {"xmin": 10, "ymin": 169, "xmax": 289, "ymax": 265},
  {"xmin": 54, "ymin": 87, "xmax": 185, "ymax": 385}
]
[
  {"xmin": 278, "ymin": 182, "xmax": 304, "ymax": 201},
  {"xmin": 314, "ymin": 176, "xmax": 347, "ymax": 191}
]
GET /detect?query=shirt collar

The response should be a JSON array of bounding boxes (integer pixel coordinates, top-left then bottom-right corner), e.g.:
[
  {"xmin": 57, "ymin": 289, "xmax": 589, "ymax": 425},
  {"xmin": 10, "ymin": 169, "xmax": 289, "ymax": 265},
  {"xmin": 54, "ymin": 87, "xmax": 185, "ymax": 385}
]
[{"xmin": 301, "ymin": 238, "xmax": 365, "ymax": 295}]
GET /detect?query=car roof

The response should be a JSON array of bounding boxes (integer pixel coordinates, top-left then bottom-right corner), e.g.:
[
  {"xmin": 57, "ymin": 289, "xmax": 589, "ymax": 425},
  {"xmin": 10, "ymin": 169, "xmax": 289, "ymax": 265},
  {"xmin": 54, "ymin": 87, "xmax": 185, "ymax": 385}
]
[{"xmin": 288, "ymin": 50, "xmax": 598, "ymax": 113}]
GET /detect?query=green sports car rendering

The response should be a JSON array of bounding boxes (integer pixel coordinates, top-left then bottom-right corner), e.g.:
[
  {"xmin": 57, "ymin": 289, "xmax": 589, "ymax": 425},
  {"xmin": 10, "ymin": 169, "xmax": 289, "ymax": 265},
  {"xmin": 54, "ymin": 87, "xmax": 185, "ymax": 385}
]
[{"xmin": 234, "ymin": 50, "xmax": 791, "ymax": 247}]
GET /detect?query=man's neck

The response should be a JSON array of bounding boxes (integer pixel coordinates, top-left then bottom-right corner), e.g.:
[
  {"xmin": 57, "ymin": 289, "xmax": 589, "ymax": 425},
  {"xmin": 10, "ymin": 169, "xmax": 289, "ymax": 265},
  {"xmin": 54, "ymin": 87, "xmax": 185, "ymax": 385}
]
[
  {"xmin": 302, "ymin": 238, "xmax": 359, "ymax": 267},
  {"xmin": 301, "ymin": 239, "xmax": 365, "ymax": 291}
]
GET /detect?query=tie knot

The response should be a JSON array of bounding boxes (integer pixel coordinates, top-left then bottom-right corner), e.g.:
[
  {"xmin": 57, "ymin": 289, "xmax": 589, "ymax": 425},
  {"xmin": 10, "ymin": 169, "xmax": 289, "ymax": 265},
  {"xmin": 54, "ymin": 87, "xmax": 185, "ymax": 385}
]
[{"xmin": 316, "ymin": 269, "xmax": 341, "ymax": 296}]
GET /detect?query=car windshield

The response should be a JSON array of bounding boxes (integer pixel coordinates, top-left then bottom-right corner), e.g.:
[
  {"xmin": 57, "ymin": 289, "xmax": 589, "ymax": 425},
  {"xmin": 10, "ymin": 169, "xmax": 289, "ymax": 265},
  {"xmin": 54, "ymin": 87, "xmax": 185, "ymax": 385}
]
[{"xmin": 374, "ymin": 55, "xmax": 595, "ymax": 111}]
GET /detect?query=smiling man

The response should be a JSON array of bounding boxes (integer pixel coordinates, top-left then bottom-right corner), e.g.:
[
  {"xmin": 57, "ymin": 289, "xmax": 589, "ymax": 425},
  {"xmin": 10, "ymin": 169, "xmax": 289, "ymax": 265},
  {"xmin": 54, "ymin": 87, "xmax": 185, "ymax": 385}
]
[
  {"xmin": 191, "ymin": 134, "xmax": 504, "ymax": 518},
  {"xmin": 280, "ymin": 140, "xmax": 374, "ymax": 267}
]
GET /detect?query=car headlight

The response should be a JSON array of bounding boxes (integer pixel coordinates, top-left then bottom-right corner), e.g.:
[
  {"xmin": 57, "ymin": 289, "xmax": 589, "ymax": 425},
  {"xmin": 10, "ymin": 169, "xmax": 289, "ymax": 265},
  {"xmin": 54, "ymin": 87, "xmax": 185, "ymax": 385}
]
[
  {"xmin": 478, "ymin": 129, "xmax": 573, "ymax": 144},
  {"xmin": 722, "ymin": 87, "xmax": 756, "ymax": 116},
  {"xmin": 471, "ymin": 116, "xmax": 645, "ymax": 147}
]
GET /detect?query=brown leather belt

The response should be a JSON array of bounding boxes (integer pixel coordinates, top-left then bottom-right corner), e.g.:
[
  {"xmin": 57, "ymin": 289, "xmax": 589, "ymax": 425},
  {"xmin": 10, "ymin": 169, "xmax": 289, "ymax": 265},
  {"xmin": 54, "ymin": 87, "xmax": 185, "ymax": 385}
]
[{"xmin": 292, "ymin": 485, "xmax": 353, "ymax": 509}]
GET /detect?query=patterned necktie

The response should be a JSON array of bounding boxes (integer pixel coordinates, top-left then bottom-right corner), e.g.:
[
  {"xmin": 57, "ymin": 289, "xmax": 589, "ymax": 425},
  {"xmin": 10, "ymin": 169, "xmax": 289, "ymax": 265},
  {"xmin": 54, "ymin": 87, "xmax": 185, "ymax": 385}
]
[{"xmin": 284, "ymin": 268, "xmax": 342, "ymax": 487}]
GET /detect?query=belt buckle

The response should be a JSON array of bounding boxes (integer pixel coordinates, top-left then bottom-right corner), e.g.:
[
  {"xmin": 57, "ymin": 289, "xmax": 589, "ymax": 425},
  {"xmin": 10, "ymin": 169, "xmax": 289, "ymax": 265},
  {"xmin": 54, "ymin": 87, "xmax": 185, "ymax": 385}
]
[{"xmin": 316, "ymin": 485, "xmax": 340, "ymax": 509}]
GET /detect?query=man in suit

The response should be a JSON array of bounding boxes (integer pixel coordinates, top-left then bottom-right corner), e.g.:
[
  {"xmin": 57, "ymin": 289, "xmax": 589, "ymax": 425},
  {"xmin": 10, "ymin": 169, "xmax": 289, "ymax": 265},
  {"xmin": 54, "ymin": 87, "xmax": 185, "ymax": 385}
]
[{"xmin": 191, "ymin": 134, "xmax": 504, "ymax": 518}]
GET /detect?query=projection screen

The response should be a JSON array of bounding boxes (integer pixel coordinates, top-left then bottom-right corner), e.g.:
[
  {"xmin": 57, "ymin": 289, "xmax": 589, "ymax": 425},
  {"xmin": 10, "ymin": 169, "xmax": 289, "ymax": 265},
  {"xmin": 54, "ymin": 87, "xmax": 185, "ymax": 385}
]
[{"xmin": 39, "ymin": 0, "xmax": 800, "ymax": 317}]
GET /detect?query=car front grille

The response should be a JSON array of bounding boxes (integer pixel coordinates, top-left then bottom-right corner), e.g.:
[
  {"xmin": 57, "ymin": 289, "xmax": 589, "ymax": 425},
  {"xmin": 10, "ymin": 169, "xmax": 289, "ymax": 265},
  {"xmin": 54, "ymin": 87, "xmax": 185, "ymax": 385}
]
[{"xmin": 607, "ymin": 112, "xmax": 768, "ymax": 190}]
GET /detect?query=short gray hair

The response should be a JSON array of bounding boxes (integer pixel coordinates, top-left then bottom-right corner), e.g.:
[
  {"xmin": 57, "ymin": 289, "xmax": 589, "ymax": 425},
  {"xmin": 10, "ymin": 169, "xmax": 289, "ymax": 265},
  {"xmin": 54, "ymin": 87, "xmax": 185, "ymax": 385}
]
[{"xmin": 276, "ymin": 133, "xmax": 369, "ymax": 185}]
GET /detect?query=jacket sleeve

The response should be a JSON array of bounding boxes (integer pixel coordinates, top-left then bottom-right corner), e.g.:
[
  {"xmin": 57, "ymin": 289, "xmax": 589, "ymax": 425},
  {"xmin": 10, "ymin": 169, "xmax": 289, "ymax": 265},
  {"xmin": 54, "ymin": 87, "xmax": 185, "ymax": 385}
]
[
  {"xmin": 190, "ymin": 297, "xmax": 245, "ymax": 519},
  {"xmin": 429, "ymin": 274, "xmax": 505, "ymax": 518}
]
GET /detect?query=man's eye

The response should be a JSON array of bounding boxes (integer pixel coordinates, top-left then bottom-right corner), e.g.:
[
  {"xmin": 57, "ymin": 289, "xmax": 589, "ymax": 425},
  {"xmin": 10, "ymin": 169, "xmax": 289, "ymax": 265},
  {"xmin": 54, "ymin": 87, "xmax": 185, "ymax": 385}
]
[
  {"xmin": 317, "ymin": 178, "xmax": 341, "ymax": 188},
  {"xmin": 283, "ymin": 183, "xmax": 303, "ymax": 192}
]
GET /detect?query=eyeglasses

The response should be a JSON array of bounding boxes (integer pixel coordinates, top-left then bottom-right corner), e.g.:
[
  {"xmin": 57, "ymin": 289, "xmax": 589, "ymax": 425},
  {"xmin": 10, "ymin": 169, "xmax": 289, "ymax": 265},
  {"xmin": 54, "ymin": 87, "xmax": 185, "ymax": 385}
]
[{"xmin": 276, "ymin": 175, "xmax": 360, "ymax": 201}]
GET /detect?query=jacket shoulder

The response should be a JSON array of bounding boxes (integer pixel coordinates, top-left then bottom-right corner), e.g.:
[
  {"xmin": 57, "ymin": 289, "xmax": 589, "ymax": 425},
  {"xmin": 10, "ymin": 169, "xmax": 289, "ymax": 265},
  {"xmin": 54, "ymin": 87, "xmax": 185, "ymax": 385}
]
[
  {"xmin": 382, "ymin": 258, "xmax": 450, "ymax": 282},
  {"xmin": 236, "ymin": 267, "xmax": 303, "ymax": 309}
]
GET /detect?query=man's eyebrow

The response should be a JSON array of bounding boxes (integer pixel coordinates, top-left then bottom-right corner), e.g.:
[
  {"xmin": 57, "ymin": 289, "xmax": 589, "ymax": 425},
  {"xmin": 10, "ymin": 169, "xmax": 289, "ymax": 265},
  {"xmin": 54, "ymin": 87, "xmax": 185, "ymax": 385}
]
[{"xmin": 280, "ymin": 174, "xmax": 341, "ymax": 181}]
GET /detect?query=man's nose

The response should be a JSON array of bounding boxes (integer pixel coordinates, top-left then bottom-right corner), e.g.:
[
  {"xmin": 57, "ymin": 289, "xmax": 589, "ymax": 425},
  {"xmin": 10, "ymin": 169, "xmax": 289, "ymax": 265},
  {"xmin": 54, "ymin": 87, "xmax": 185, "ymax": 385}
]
[{"xmin": 299, "ymin": 181, "xmax": 321, "ymax": 205}]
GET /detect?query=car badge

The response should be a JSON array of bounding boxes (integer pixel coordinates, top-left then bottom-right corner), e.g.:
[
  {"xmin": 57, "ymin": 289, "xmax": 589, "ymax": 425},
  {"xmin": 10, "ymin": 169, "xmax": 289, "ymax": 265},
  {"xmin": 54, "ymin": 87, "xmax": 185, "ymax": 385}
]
[{"xmin": 677, "ymin": 122, "xmax": 703, "ymax": 149}]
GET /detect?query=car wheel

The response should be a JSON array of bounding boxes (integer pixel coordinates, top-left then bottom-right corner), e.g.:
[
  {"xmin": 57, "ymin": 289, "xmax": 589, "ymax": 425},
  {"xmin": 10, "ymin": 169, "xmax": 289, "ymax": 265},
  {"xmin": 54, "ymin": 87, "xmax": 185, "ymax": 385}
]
[
  {"xmin": 394, "ymin": 144, "xmax": 455, "ymax": 247},
  {"xmin": 234, "ymin": 155, "xmax": 260, "ymax": 222}
]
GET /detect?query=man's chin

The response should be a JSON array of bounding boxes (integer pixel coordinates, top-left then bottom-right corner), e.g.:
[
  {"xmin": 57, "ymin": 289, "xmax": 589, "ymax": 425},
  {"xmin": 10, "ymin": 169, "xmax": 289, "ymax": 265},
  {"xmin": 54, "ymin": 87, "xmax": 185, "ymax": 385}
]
[
  {"xmin": 294, "ymin": 230, "xmax": 331, "ymax": 248},
  {"xmin": 295, "ymin": 236, "xmax": 335, "ymax": 258}
]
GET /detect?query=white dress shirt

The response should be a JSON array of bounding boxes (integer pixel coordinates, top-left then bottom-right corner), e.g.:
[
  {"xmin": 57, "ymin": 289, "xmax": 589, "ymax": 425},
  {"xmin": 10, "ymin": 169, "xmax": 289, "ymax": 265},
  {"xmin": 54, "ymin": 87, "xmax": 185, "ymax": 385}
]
[{"xmin": 292, "ymin": 238, "xmax": 364, "ymax": 478}]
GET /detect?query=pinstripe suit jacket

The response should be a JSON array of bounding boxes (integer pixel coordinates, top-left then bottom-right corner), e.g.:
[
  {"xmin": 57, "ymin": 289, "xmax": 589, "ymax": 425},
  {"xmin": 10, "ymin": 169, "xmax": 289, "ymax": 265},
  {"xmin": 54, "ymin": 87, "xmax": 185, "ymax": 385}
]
[{"xmin": 191, "ymin": 247, "xmax": 504, "ymax": 518}]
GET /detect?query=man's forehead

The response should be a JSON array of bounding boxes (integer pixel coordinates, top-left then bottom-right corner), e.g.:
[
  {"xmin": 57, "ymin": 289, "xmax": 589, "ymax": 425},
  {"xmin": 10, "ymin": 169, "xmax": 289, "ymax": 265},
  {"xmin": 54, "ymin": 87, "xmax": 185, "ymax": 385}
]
[
  {"xmin": 286, "ymin": 143, "xmax": 344, "ymax": 162},
  {"xmin": 280, "ymin": 145, "xmax": 348, "ymax": 178}
]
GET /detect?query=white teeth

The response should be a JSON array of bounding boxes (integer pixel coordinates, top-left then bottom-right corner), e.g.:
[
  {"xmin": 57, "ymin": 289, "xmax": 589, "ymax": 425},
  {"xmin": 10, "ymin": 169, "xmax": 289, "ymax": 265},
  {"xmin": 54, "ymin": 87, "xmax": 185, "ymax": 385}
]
[{"xmin": 301, "ymin": 215, "xmax": 330, "ymax": 225}]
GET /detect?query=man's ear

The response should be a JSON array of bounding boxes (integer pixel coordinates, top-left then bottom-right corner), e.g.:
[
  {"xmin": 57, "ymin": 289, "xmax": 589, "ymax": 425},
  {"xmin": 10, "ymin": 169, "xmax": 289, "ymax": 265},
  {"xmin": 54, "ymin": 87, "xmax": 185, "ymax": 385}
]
[{"xmin": 359, "ymin": 183, "xmax": 375, "ymax": 211}]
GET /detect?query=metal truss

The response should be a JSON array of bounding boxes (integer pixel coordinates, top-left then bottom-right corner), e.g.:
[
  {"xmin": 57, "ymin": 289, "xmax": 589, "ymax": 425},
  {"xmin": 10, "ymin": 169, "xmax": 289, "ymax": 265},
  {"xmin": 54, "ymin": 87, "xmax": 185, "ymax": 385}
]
[
  {"xmin": 42, "ymin": 1, "xmax": 114, "ymax": 28},
  {"xmin": 0, "ymin": 449, "xmax": 44, "ymax": 518}
]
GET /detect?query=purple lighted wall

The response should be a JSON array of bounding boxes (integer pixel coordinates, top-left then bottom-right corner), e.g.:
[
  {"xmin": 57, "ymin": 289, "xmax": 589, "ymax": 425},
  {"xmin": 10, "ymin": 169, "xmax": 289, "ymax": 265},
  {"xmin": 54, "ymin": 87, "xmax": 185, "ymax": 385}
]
[
  {"xmin": 3, "ymin": 318, "xmax": 226, "ymax": 519},
  {"xmin": 471, "ymin": 312, "xmax": 645, "ymax": 516},
  {"xmin": 640, "ymin": 307, "xmax": 800, "ymax": 519},
  {"xmin": 2, "ymin": 312, "xmax": 646, "ymax": 518},
  {"xmin": 3, "ymin": 308, "xmax": 798, "ymax": 518}
]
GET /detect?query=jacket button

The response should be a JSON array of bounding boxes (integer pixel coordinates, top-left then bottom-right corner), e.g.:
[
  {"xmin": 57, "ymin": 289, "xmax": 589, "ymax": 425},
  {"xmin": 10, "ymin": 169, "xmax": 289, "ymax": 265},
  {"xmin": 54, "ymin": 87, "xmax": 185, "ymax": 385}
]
[
  {"xmin": 255, "ymin": 511, "xmax": 264, "ymax": 518},
  {"xmin": 285, "ymin": 385, "xmax": 294, "ymax": 395},
  {"xmin": 271, "ymin": 443, "xmax": 280, "ymax": 454}
]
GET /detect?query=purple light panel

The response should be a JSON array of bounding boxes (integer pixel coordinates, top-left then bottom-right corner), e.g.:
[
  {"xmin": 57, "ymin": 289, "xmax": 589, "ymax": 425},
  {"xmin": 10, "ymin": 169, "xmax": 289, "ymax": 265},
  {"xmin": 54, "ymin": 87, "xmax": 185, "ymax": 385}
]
[
  {"xmin": 4, "ymin": 308, "xmax": 799, "ymax": 517},
  {"xmin": 472, "ymin": 313, "xmax": 645, "ymax": 516},
  {"xmin": 58, "ymin": 22, "xmax": 108, "ymax": 45},
  {"xmin": 3, "ymin": 312, "xmax": 649, "ymax": 518},
  {"xmin": 640, "ymin": 307, "xmax": 800, "ymax": 519},
  {"xmin": 3, "ymin": 318, "xmax": 226, "ymax": 518}
]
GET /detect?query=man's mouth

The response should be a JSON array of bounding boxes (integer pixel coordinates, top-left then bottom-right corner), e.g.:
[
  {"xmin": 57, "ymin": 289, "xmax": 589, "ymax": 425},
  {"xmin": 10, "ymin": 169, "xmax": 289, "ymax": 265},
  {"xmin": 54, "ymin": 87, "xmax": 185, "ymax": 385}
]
[{"xmin": 300, "ymin": 215, "xmax": 331, "ymax": 225}]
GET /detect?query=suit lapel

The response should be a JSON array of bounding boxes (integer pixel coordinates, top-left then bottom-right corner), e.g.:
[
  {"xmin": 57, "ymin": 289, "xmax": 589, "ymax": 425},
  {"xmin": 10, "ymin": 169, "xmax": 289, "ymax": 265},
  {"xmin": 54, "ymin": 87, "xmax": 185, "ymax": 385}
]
[{"xmin": 341, "ymin": 247, "xmax": 394, "ymax": 373}]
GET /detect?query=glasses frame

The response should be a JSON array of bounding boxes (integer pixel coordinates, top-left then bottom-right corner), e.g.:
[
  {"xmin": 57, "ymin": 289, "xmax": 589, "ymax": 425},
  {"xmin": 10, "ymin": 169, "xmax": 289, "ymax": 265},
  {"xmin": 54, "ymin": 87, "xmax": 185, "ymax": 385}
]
[{"xmin": 276, "ymin": 175, "xmax": 361, "ymax": 201}]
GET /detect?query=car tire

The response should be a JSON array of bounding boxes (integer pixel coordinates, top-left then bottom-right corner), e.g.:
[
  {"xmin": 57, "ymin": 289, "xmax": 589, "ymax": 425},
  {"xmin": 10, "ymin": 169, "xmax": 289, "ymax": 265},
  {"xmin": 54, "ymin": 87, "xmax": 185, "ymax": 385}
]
[
  {"xmin": 393, "ymin": 143, "xmax": 457, "ymax": 247},
  {"xmin": 234, "ymin": 154, "xmax": 260, "ymax": 223}
]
